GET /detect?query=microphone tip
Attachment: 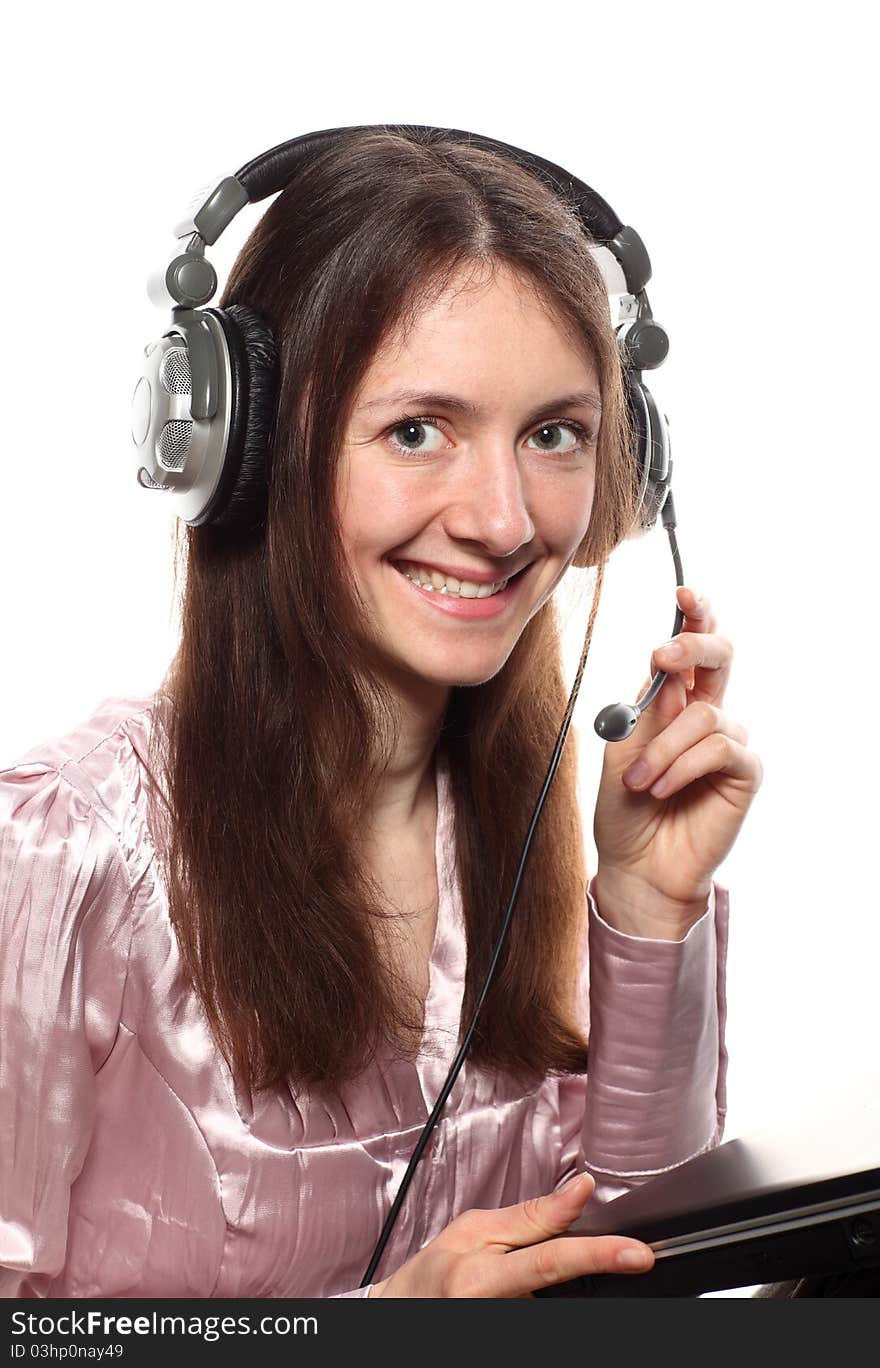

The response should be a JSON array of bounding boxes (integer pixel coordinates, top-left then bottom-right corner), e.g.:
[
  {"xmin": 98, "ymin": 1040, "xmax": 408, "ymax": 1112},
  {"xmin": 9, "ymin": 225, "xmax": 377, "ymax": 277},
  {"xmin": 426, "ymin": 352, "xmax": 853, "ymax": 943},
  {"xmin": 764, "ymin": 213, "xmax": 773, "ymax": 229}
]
[{"xmin": 594, "ymin": 703, "xmax": 639, "ymax": 741}]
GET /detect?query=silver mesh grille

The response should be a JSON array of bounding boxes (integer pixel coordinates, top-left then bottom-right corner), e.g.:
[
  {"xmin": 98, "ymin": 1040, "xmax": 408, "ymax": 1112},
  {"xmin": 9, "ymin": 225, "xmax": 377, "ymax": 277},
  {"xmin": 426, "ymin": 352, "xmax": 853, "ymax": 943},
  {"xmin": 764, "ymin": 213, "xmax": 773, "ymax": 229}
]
[
  {"xmin": 157, "ymin": 419, "xmax": 193, "ymax": 470},
  {"xmin": 159, "ymin": 347, "xmax": 192, "ymax": 395},
  {"xmin": 137, "ymin": 467, "xmax": 171, "ymax": 490}
]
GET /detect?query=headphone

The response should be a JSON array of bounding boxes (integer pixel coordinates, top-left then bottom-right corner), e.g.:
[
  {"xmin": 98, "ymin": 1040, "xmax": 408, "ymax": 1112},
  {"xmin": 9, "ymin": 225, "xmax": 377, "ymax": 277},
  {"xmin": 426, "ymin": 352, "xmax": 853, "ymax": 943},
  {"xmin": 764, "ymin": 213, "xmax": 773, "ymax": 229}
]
[{"xmin": 131, "ymin": 125, "xmax": 688, "ymax": 1284}]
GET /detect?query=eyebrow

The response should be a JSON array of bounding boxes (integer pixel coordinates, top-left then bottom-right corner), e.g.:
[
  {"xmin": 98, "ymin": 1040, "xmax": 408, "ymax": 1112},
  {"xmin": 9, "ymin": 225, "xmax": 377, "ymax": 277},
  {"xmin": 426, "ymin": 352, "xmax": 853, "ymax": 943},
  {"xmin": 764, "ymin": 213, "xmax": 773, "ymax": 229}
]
[{"xmin": 356, "ymin": 388, "xmax": 603, "ymax": 426}]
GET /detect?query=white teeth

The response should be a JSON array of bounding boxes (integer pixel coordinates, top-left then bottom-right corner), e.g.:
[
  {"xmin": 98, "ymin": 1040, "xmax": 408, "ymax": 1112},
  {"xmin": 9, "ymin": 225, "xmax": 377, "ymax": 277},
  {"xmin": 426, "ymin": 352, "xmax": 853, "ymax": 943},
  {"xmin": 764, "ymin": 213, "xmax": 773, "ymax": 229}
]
[{"xmin": 397, "ymin": 562, "xmax": 509, "ymax": 598}]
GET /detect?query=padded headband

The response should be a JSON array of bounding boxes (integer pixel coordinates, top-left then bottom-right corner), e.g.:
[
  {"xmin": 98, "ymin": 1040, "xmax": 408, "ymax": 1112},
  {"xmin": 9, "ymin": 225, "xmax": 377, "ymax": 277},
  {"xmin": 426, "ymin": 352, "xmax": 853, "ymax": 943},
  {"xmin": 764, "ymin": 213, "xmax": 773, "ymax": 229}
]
[{"xmin": 173, "ymin": 124, "xmax": 653, "ymax": 299}]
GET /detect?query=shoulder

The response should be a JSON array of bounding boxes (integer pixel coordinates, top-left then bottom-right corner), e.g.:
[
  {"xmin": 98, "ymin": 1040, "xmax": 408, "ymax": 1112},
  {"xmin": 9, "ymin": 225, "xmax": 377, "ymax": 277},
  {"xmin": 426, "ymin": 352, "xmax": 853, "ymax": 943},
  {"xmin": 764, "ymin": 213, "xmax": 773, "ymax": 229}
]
[
  {"xmin": 2, "ymin": 691, "xmax": 157, "ymax": 800},
  {"xmin": 1, "ymin": 692, "xmax": 159, "ymax": 862},
  {"xmin": 0, "ymin": 692, "xmax": 162, "ymax": 958},
  {"xmin": 0, "ymin": 694, "xmax": 161, "ymax": 1066}
]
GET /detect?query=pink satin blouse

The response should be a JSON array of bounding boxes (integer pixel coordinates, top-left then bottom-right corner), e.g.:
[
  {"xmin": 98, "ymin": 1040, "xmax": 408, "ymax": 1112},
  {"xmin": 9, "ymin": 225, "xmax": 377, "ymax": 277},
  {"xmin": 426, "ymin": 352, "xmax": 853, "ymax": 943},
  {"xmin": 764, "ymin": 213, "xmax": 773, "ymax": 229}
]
[{"xmin": 0, "ymin": 694, "xmax": 729, "ymax": 1298}]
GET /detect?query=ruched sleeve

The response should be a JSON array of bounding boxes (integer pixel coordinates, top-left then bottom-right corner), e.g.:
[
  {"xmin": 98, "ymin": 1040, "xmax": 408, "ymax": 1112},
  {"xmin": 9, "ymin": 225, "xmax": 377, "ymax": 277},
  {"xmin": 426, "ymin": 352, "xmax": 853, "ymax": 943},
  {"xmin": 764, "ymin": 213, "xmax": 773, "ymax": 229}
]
[
  {"xmin": 0, "ymin": 762, "xmax": 133, "ymax": 1297},
  {"xmin": 556, "ymin": 873, "xmax": 729, "ymax": 1206}
]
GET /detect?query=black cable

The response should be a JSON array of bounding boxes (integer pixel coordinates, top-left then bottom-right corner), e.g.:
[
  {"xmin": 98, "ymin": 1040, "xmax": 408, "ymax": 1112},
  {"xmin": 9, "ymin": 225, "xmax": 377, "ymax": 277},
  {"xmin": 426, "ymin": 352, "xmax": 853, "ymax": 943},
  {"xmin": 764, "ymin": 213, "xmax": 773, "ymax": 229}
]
[
  {"xmin": 360, "ymin": 483, "xmax": 683, "ymax": 1288},
  {"xmin": 359, "ymin": 563, "xmax": 605, "ymax": 1287}
]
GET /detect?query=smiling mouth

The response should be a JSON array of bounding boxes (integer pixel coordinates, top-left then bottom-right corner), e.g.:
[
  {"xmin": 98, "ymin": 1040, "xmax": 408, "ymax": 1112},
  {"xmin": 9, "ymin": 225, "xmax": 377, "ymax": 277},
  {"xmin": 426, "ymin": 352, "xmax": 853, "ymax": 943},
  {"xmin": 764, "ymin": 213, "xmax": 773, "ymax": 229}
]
[{"xmin": 393, "ymin": 560, "xmax": 527, "ymax": 599}]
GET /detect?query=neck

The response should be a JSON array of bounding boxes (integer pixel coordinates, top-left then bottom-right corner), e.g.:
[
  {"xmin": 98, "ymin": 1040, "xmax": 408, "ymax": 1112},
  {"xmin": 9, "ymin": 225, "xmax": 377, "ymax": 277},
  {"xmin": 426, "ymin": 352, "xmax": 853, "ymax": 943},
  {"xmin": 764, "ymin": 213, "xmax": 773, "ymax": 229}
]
[{"xmin": 366, "ymin": 673, "xmax": 450, "ymax": 836}]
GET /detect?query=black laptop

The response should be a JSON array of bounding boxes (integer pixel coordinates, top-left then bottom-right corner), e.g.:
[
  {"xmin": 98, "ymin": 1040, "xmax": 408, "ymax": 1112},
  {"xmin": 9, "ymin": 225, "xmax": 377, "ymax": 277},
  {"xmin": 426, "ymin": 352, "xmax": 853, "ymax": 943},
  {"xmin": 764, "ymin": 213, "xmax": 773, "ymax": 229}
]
[{"xmin": 534, "ymin": 1100, "xmax": 880, "ymax": 1297}]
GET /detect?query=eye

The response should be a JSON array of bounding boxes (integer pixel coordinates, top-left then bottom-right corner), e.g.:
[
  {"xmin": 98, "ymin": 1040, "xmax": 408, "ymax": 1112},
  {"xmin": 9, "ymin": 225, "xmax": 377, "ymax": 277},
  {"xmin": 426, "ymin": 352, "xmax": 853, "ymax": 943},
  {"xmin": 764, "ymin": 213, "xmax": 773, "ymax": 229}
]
[
  {"xmin": 384, "ymin": 415, "xmax": 596, "ymax": 458},
  {"xmin": 386, "ymin": 417, "xmax": 447, "ymax": 456},
  {"xmin": 525, "ymin": 421, "xmax": 595, "ymax": 455}
]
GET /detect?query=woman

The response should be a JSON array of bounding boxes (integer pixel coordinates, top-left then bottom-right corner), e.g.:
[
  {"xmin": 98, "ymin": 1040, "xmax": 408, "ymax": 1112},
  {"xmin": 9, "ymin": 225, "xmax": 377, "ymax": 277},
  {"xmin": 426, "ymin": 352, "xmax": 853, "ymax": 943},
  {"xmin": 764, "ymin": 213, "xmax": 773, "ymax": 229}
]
[{"xmin": 0, "ymin": 128, "xmax": 762, "ymax": 1298}]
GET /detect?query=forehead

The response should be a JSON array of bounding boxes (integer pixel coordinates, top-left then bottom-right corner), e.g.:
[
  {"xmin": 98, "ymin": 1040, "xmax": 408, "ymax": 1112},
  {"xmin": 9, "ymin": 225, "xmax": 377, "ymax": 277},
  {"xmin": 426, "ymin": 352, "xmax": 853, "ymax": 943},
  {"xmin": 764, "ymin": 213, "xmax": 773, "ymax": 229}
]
[{"xmin": 359, "ymin": 260, "xmax": 596, "ymax": 392}]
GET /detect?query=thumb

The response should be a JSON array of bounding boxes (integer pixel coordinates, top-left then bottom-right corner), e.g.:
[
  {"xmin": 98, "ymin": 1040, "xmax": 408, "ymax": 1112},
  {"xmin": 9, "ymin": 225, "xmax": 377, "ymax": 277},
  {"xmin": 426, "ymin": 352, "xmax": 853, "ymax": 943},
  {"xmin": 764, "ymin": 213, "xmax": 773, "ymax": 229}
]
[
  {"xmin": 556, "ymin": 1171, "xmax": 596, "ymax": 1205},
  {"xmin": 533, "ymin": 1171, "xmax": 598, "ymax": 1231},
  {"xmin": 480, "ymin": 1172, "xmax": 597, "ymax": 1251}
]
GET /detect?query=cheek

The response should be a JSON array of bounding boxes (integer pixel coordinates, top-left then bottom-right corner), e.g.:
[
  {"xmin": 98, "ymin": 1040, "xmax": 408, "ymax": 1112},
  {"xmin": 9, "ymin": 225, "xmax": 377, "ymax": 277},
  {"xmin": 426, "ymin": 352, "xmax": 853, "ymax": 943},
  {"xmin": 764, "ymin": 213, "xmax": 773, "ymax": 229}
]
[
  {"xmin": 339, "ymin": 465, "xmax": 431, "ymax": 557},
  {"xmin": 542, "ymin": 471, "xmax": 596, "ymax": 551},
  {"xmin": 576, "ymin": 474, "xmax": 597, "ymax": 539}
]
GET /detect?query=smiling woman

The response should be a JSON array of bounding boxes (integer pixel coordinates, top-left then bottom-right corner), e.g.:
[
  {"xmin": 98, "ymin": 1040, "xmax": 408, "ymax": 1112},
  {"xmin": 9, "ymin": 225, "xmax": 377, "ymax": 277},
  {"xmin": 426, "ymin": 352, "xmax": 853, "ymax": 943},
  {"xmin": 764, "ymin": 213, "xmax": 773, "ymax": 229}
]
[
  {"xmin": 0, "ymin": 126, "xmax": 758, "ymax": 1301},
  {"xmin": 165, "ymin": 128, "xmax": 642, "ymax": 1106},
  {"xmin": 337, "ymin": 260, "xmax": 601, "ymax": 694}
]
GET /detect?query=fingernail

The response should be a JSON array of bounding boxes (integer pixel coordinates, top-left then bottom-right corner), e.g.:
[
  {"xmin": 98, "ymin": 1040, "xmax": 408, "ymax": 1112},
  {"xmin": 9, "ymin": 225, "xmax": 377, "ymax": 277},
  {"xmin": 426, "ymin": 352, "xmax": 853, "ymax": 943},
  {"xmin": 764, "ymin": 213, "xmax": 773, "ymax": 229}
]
[
  {"xmin": 561, "ymin": 1171, "xmax": 594, "ymax": 1197},
  {"xmin": 623, "ymin": 760, "xmax": 649, "ymax": 787},
  {"xmin": 618, "ymin": 1247, "xmax": 652, "ymax": 1271},
  {"xmin": 656, "ymin": 640, "xmax": 682, "ymax": 661}
]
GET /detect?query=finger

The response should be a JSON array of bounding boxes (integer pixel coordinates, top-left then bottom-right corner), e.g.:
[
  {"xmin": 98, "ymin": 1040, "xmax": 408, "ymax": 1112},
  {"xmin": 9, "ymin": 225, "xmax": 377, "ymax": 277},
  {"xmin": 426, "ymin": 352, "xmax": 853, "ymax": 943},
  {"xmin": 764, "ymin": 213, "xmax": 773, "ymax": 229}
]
[
  {"xmin": 636, "ymin": 667, "xmax": 686, "ymax": 710},
  {"xmin": 651, "ymin": 630, "xmax": 731, "ymax": 678},
  {"xmin": 617, "ymin": 668, "xmax": 688, "ymax": 760},
  {"xmin": 668, "ymin": 589, "xmax": 720, "ymax": 695},
  {"xmin": 453, "ymin": 1172, "xmax": 597, "ymax": 1253},
  {"xmin": 678, "ymin": 589, "xmax": 706, "ymax": 690},
  {"xmin": 606, "ymin": 591, "xmax": 720, "ymax": 757},
  {"xmin": 651, "ymin": 631, "xmax": 733, "ymax": 709},
  {"xmin": 675, "ymin": 585, "xmax": 718, "ymax": 636},
  {"xmin": 642, "ymin": 733, "xmax": 763, "ymax": 801},
  {"xmin": 474, "ymin": 1234, "xmax": 655, "ymax": 1298},
  {"xmin": 622, "ymin": 701, "xmax": 749, "ymax": 792}
]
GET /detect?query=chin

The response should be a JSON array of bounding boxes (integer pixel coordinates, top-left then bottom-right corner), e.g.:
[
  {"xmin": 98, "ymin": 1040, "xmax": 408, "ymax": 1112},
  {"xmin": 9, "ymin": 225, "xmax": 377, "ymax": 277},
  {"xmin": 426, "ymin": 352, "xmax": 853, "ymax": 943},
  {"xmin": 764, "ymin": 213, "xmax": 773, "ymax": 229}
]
[{"xmin": 407, "ymin": 652, "xmax": 514, "ymax": 691}]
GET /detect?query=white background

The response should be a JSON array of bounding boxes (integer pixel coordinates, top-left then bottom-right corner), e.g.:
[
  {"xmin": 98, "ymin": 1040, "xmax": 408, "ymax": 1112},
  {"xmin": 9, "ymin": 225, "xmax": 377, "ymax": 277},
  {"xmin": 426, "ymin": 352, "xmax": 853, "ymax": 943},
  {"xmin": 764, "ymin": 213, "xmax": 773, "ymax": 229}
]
[{"xmin": 2, "ymin": 1, "xmax": 877, "ymax": 1293}]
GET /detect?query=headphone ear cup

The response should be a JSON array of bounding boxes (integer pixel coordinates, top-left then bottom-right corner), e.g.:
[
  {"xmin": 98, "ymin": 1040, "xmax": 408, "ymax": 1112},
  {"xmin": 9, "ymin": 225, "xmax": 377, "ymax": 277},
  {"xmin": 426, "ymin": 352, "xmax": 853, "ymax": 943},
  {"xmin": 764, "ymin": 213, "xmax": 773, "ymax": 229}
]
[
  {"xmin": 625, "ymin": 375, "xmax": 670, "ymax": 532},
  {"xmin": 198, "ymin": 304, "xmax": 278, "ymax": 531}
]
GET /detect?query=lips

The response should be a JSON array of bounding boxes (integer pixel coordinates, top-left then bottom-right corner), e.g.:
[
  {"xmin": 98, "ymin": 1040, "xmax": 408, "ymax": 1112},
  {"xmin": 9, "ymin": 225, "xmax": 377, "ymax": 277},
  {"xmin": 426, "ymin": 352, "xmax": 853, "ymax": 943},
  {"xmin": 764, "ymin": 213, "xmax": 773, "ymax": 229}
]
[
  {"xmin": 395, "ymin": 561, "xmax": 509, "ymax": 598},
  {"xmin": 390, "ymin": 559, "xmax": 532, "ymax": 620},
  {"xmin": 395, "ymin": 555, "xmax": 520, "ymax": 582}
]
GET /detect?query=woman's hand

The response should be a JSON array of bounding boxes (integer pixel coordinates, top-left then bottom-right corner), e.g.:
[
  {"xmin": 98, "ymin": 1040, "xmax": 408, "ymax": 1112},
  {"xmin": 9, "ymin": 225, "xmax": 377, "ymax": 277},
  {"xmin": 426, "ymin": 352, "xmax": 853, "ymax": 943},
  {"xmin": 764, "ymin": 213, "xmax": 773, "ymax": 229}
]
[
  {"xmin": 592, "ymin": 586, "xmax": 763, "ymax": 937},
  {"xmin": 368, "ymin": 1171, "xmax": 654, "ymax": 1297}
]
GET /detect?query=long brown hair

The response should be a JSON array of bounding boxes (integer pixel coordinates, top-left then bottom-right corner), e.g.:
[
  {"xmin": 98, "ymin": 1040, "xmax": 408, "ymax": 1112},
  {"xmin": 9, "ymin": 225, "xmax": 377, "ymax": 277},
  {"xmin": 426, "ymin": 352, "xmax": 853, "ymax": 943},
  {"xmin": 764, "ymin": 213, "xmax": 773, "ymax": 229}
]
[{"xmin": 146, "ymin": 127, "xmax": 641, "ymax": 1097}]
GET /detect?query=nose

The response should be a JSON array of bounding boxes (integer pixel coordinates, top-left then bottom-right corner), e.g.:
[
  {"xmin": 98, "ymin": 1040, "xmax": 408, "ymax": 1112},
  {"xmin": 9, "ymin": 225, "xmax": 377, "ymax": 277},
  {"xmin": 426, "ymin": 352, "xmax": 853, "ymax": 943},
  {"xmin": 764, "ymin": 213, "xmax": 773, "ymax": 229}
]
[{"xmin": 440, "ymin": 439, "xmax": 536, "ymax": 559}]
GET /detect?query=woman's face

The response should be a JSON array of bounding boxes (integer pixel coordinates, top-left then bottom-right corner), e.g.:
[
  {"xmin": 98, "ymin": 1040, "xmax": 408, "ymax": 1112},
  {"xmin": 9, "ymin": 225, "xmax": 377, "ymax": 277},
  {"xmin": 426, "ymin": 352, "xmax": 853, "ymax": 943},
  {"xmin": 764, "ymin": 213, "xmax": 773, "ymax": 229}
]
[{"xmin": 336, "ymin": 261, "xmax": 601, "ymax": 701}]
